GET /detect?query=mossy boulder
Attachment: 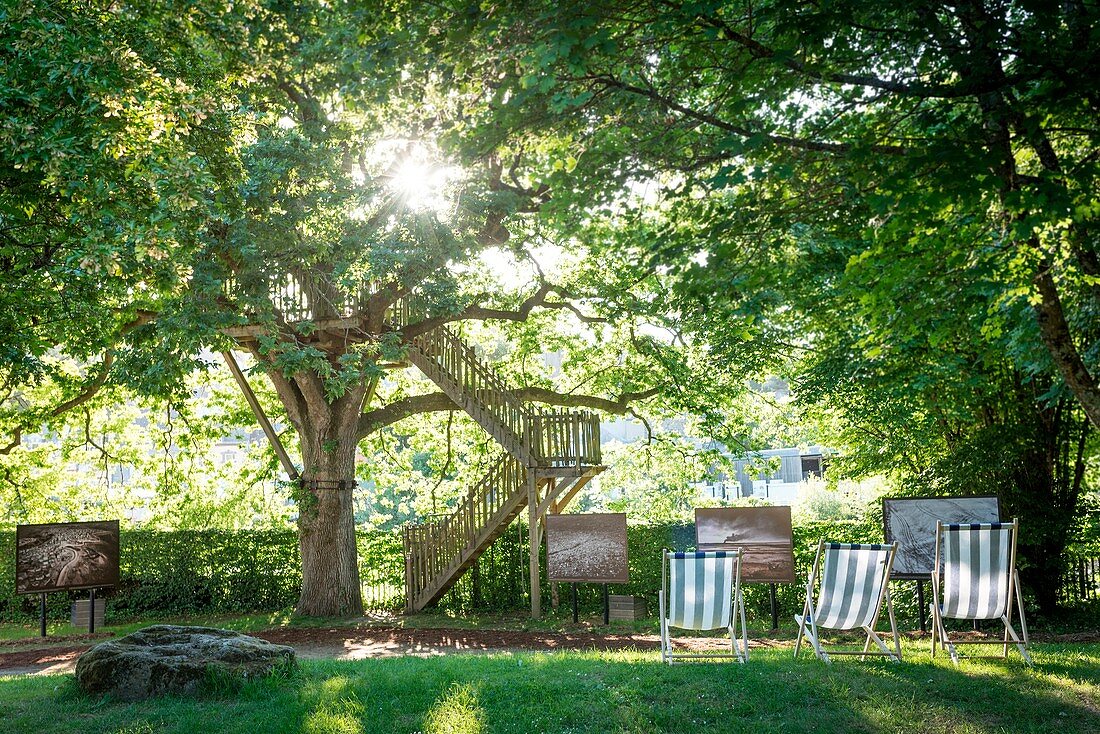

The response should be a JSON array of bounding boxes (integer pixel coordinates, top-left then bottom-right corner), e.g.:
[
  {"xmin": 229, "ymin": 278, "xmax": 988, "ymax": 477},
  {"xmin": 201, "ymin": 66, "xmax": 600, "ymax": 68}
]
[{"xmin": 75, "ymin": 625, "xmax": 295, "ymax": 700}]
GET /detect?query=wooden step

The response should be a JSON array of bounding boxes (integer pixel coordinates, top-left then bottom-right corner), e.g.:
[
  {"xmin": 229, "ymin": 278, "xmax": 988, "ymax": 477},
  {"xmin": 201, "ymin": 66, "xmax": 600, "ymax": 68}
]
[
  {"xmin": 410, "ymin": 495, "xmax": 528, "ymax": 610},
  {"xmin": 404, "ymin": 453, "xmax": 529, "ymax": 612},
  {"xmin": 404, "ymin": 342, "xmax": 534, "ymax": 465}
]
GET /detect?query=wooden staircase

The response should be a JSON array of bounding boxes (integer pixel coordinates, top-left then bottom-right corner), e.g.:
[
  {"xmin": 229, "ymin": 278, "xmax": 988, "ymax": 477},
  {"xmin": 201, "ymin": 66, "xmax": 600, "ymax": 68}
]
[
  {"xmin": 404, "ymin": 326, "xmax": 535, "ymax": 466},
  {"xmin": 218, "ymin": 276, "xmax": 605, "ymax": 615},
  {"xmin": 404, "ymin": 455, "xmax": 601, "ymax": 611},
  {"xmin": 405, "ymin": 453, "xmax": 523, "ymax": 610},
  {"xmin": 391, "ymin": 304, "xmax": 604, "ymax": 613}
]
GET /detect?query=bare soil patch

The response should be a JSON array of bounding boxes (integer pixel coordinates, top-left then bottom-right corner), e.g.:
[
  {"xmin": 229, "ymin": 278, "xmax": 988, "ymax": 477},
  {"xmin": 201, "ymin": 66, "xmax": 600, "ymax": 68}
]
[
  {"xmin": 0, "ymin": 626, "xmax": 731, "ymax": 676},
  {"xmin": 0, "ymin": 625, "xmax": 1095, "ymax": 677}
]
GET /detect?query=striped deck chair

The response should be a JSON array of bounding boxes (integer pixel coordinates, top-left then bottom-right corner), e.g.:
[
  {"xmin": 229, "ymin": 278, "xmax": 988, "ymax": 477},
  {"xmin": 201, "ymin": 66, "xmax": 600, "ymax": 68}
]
[
  {"xmin": 931, "ymin": 520, "xmax": 1031, "ymax": 665},
  {"xmin": 659, "ymin": 550, "xmax": 748, "ymax": 664},
  {"xmin": 794, "ymin": 541, "xmax": 901, "ymax": 663}
]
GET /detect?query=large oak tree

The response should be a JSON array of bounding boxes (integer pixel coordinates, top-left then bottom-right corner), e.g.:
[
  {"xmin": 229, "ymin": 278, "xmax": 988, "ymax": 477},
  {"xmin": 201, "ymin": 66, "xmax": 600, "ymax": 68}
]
[{"xmin": 2, "ymin": 1, "xmax": 709, "ymax": 616}]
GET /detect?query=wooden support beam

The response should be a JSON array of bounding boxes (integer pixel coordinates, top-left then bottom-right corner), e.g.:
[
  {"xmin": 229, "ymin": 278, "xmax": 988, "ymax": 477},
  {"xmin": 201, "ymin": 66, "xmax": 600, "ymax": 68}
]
[
  {"xmin": 535, "ymin": 477, "xmax": 568, "ymax": 518},
  {"xmin": 552, "ymin": 466, "xmax": 605, "ymax": 514},
  {"xmin": 361, "ymin": 374, "xmax": 379, "ymax": 414},
  {"xmin": 221, "ymin": 351, "xmax": 299, "ymax": 480},
  {"xmin": 528, "ymin": 472, "xmax": 541, "ymax": 619}
]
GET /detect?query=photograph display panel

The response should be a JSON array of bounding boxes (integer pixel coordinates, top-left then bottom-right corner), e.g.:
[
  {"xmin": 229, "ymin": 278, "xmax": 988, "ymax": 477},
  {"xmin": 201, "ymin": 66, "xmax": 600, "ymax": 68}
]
[
  {"xmin": 882, "ymin": 496, "xmax": 1000, "ymax": 579},
  {"xmin": 546, "ymin": 513, "xmax": 629, "ymax": 583},
  {"xmin": 695, "ymin": 506, "xmax": 796, "ymax": 583},
  {"xmin": 16, "ymin": 520, "xmax": 120, "ymax": 594}
]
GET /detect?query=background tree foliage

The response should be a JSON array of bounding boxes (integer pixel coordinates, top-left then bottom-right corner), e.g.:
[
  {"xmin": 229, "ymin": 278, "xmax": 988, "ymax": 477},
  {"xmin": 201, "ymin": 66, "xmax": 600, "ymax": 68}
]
[
  {"xmin": 0, "ymin": 1, "xmax": 234, "ymax": 393},
  {"xmin": 418, "ymin": 0, "xmax": 1100, "ymax": 611},
  {"xmin": 1, "ymin": 0, "xmax": 1097, "ymax": 615}
]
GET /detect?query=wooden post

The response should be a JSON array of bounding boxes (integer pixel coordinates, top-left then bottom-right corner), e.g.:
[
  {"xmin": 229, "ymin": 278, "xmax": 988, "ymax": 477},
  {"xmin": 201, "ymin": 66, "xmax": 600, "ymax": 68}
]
[
  {"xmin": 916, "ymin": 580, "xmax": 927, "ymax": 633},
  {"xmin": 404, "ymin": 528, "xmax": 414, "ymax": 612},
  {"xmin": 769, "ymin": 583, "xmax": 779, "ymax": 630},
  {"xmin": 528, "ymin": 472, "xmax": 541, "ymax": 619},
  {"xmin": 221, "ymin": 351, "xmax": 299, "ymax": 480}
]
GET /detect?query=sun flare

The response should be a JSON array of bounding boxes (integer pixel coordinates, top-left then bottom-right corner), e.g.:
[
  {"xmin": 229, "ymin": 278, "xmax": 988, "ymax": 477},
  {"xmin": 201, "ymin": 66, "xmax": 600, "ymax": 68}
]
[{"xmin": 388, "ymin": 154, "xmax": 454, "ymax": 214}]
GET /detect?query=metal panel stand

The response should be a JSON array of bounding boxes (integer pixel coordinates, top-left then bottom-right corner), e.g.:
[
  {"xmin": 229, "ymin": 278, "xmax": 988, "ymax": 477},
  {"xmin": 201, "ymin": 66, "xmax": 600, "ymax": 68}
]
[{"xmin": 916, "ymin": 580, "xmax": 926, "ymax": 633}]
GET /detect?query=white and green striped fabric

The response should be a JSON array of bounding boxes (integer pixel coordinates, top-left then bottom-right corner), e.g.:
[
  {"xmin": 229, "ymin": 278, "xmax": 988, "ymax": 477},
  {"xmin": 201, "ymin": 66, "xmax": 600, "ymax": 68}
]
[
  {"xmin": 666, "ymin": 551, "xmax": 734, "ymax": 631},
  {"xmin": 941, "ymin": 523, "xmax": 1013, "ymax": 620},
  {"xmin": 809, "ymin": 543, "xmax": 893, "ymax": 630}
]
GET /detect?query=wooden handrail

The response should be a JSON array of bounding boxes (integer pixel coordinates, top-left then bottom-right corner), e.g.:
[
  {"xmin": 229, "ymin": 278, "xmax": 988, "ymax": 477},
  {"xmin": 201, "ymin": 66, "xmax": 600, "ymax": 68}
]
[
  {"xmin": 403, "ymin": 453, "xmax": 527, "ymax": 607},
  {"xmin": 390, "ymin": 295, "xmax": 601, "ymax": 468},
  {"xmin": 224, "ymin": 271, "xmax": 375, "ymax": 321},
  {"xmin": 226, "ymin": 277, "xmax": 602, "ymax": 468}
]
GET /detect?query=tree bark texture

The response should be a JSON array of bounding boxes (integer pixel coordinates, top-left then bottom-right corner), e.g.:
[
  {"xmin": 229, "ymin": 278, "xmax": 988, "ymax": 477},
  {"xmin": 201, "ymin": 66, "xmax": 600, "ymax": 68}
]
[
  {"xmin": 296, "ymin": 426, "xmax": 364, "ymax": 617},
  {"xmin": 1033, "ymin": 266, "xmax": 1100, "ymax": 430},
  {"xmin": 1004, "ymin": 394, "xmax": 1091, "ymax": 615},
  {"xmin": 259, "ymin": 359, "xmax": 367, "ymax": 618}
]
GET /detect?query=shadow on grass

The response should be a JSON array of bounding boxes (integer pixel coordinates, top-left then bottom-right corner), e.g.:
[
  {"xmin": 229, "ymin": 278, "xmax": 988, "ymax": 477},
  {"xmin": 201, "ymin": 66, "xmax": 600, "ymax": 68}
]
[{"xmin": 0, "ymin": 645, "xmax": 1098, "ymax": 734}]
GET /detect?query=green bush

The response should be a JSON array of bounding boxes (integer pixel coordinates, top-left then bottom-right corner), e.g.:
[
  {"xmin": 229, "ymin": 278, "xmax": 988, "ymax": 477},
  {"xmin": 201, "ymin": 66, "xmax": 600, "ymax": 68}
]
[
  {"xmin": 0, "ymin": 530, "xmax": 305, "ymax": 623},
  {"xmin": 0, "ymin": 515, "xmax": 1091, "ymax": 625}
]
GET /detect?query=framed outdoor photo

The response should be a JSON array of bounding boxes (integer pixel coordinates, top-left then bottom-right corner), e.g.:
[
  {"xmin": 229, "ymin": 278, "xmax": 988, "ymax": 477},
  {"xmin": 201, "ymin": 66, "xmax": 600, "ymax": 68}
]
[
  {"xmin": 546, "ymin": 513, "xmax": 629, "ymax": 584},
  {"xmin": 16, "ymin": 520, "xmax": 120, "ymax": 594},
  {"xmin": 695, "ymin": 506, "xmax": 796, "ymax": 583},
  {"xmin": 882, "ymin": 496, "xmax": 1001, "ymax": 579}
]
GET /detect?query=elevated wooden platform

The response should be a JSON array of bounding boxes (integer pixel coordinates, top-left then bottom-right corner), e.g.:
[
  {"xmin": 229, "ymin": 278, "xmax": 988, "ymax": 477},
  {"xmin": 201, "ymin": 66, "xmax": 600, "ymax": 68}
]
[{"xmin": 220, "ymin": 278, "xmax": 606, "ymax": 617}]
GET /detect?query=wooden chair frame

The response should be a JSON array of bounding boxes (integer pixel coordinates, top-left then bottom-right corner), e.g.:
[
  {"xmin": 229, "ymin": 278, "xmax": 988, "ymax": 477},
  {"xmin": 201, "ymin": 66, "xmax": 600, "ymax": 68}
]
[
  {"xmin": 930, "ymin": 519, "xmax": 1031, "ymax": 666},
  {"xmin": 659, "ymin": 549, "xmax": 748, "ymax": 664},
  {"xmin": 794, "ymin": 540, "xmax": 901, "ymax": 664}
]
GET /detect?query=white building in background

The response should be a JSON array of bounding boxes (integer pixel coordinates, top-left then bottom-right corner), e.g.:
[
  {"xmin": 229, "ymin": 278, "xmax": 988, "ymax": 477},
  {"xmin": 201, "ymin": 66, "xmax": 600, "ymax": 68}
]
[
  {"xmin": 598, "ymin": 412, "xmax": 834, "ymax": 507},
  {"xmin": 698, "ymin": 446, "xmax": 831, "ymax": 506}
]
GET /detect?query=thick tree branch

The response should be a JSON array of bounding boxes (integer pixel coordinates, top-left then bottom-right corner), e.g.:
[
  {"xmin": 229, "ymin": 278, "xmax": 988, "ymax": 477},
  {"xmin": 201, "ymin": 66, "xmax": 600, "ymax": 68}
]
[
  {"xmin": 1032, "ymin": 260, "xmax": 1100, "ymax": 428},
  {"xmin": 274, "ymin": 78, "xmax": 320, "ymax": 124},
  {"xmin": 513, "ymin": 386, "xmax": 660, "ymax": 414},
  {"xmin": 0, "ymin": 310, "xmax": 155, "ymax": 455},
  {"xmin": 0, "ymin": 429, "xmax": 22, "ymax": 456},
  {"xmin": 690, "ymin": 9, "xmax": 1030, "ymax": 101},
  {"xmin": 589, "ymin": 75, "xmax": 909, "ymax": 156},
  {"xmin": 356, "ymin": 384, "xmax": 660, "ymax": 439},
  {"xmin": 399, "ymin": 283, "xmax": 606, "ymax": 339},
  {"xmin": 358, "ymin": 392, "xmax": 459, "ymax": 438}
]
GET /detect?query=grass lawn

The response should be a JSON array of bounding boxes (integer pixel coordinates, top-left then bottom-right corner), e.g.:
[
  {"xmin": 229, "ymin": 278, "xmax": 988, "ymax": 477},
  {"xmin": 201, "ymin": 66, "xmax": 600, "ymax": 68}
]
[{"xmin": 1, "ymin": 640, "xmax": 1098, "ymax": 734}]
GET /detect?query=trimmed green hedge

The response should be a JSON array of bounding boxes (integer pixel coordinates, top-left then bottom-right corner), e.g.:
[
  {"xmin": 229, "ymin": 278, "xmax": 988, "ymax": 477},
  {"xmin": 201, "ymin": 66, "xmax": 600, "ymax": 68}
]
[
  {"xmin": 435, "ymin": 517, "xmax": 890, "ymax": 625},
  {"xmin": 0, "ymin": 521, "xmax": 879, "ymax": 624},
  {"xmin": 1, "ymin": 515, "xmax": 1079, "ymax": 626},
  {"xmin": 0, "ymin": 530, "xmax": 303, "ymax": 623}
]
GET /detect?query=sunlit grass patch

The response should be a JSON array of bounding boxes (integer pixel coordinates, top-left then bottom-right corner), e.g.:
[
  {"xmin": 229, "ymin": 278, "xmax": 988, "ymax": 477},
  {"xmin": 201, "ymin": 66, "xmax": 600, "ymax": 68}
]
[
  {"xmin": 304, "ymin": 696, "xmax": 366, "ymax": 734},
  {"xmin": 423, "ymin": 682, "xmax": 487, "ymax": 734},
  {"xmin": 0, "ymin": 643, "xmax": 1097, "ymax": 733}
]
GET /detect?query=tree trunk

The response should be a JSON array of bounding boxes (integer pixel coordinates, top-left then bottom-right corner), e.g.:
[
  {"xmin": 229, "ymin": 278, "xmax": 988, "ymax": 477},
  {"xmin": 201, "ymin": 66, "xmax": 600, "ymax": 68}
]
[
  {"xmin": 1033, "ymin": 265, "xmax": 1100, "ymax": 429},
  {"xmin": 1019, "ymin": 545, "xmax": 1065, "ymax": 616},
  {"xmin": 294, "ymin": 399, "xmax": 365, "ymax": 617}
]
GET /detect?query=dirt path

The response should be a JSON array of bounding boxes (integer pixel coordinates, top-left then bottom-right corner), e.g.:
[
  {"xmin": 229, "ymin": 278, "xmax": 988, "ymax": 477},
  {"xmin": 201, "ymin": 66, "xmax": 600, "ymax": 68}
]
[
  {"xmin": 0, "ymin": 626, "xmax": 761, "ymax": 677},
  {"xmin": 1, "ymin": 626, "xmax": 1093, "ymax": 678}
]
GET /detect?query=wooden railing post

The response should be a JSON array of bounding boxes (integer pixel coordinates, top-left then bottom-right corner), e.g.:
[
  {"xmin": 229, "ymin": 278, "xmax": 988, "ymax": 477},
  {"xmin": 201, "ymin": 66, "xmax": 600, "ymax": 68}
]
[{"xmin": 391, "ymin": 294, "xmax": 606, "ymax": 612}]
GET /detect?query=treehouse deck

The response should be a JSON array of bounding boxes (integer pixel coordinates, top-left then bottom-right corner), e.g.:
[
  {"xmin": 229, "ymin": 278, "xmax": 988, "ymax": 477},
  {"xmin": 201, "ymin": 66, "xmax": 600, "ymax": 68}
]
[{"xmin": 220, "ymin": 275, "xmax": 605, "ymax": 616}]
